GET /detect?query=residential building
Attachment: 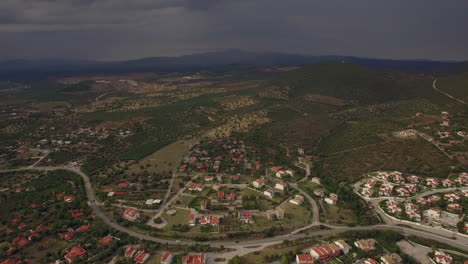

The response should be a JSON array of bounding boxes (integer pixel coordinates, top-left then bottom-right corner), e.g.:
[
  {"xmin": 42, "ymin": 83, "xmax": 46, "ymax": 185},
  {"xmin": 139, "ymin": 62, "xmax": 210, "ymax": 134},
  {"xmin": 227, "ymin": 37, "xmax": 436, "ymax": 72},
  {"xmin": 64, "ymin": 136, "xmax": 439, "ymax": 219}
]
[
  {"xmin": 275, "ymin": 208, "xmax": 285, "ymax": 220},
  {"xmin": 395, "ymin": 188, "xmax": 410, "ymax": 197},
  {"xmin": 447, "ymin": 203, "xmax": 463, "ymax": 212},
  {"xmin": 308, "ymin": 177, "xmax": 320, "ymax": 186},
  {"xmin": 433, "ymin": 250, "xmax": 453, "ymax": 264},
  {"xmin": 380, "ymin": 254, "xmax": 402, "ymax": 264},
  {"xmin": 182, "ymin": 253, "xmax": 206, "ymax": 264},
  {"xmin": 253, "ymin": 178, "xmax": 264, "ymax": 188},
  {"xmin": 275, "ymin": 182, "xmax": 288, "ymax": 191},
  {"xmin": 125, "ymin": 247, "xmax": 137, "ymax": 258},
  {"xmin": 363, "ymin": 259, "xmax": 379, "ymax": 264},
  {"xmin": 289, "ymin": 195, "xmax": 304, "ymax": 205},
  {"xmin": 296, "ymin": 254, "xmax": 314, "ymax": 264},
  {"xmin": 361, "ymin": 188, "xmax": 374, "ymax": 198},
  {"xmin": 134, "ymin": 251, "xmax": 150, "ymax": 264},
  {"xmin": 442, "ymin": 179, "xmax": 456, "ymax": 188},
  {"xmin": 426, "ymin": 178, "xmax": 440, "ymax": 188},
  {"xmin": 354, "ymin": 239, "xmax": 376, "ymax": 252},
  {"xmin": 238, "ymin": 210, "xmax": 253, "ymax": 224},
  {"xmin": 188, "ymin": 214, "xmax": 196, "ymax": 226},
  {"xmin": 263, "ymin": 189, "xmax": 274, "ymax": 199},
  {"xmin": 123, "ymin": 208, "xmax": 140, "ymax": 222},
  {"xmin": 64, "ymin": 246, "xmax": 86, "ymax": 263},
  {"xmin": 444, "ymin": 193, "xmax": 460, "ymax": 202},
  {"xmin": 310, "ymin": 243, "xmax": 341, "ymax": 261},
  {"xmin": 379, "ymin": 184, "xmax": 394, "ymax": 196},
  {"xmin": 324, "ymin": 193, "xmax": 338, "ymax": 205},
  {"xmin": 334, "ymin": 240, "xmax": 351, "ymax": 254},
  {"xmin": 161, "ymin": 252, "xmax": 174, "ymax": 264}
]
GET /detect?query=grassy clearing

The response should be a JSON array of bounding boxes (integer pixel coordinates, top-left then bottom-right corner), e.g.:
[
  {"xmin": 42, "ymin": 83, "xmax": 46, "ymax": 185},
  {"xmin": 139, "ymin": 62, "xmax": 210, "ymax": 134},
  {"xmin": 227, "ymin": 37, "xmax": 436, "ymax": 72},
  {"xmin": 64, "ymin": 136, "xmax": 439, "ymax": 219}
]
[
  {"xmin": 162, "ymin": 209, "xmax": 190, "ymax": 231},
  {"xmin": 321, "ymin": 203, "xmax": 358, "ymax": 226},
  {"xmin": 125, "ymin": 139, "xmax": 194, "ymax": 173}
]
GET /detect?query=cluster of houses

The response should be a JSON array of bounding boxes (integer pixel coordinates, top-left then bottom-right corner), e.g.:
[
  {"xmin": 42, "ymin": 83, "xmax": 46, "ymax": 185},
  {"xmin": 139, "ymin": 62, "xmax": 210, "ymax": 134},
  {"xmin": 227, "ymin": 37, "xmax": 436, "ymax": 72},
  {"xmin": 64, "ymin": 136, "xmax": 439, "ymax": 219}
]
[
  {"xmin": 296, "ymin": 240, "xmax": 351, "ymax": 264},
  {"xmin": 159, "ymin": 252, "xmax": 206, "ymax": 264},
  {"xmin": 124, "ymin": 246, "xmax": 151, "ymax": 264},
  {"xmin": 187, "ymin": 213, "xmax": 220, "ymax": 227},
  {"xmin": 382, "ymin": 188, "xmax": 467, "ymax": 226},
  {"xmin": 432, "ymin": 250, "xmax": 454, "ymax": 264},
  {"xmin": 178, "ymin": 139, "xmax": 247, "ymax": 174},
  {"xmin": 296, "ymin": 238, "xmax": 406, "ymax": 264},
  {"xmin": 360, "ymin": 171, "xmax": 468, "ymax": 199}
]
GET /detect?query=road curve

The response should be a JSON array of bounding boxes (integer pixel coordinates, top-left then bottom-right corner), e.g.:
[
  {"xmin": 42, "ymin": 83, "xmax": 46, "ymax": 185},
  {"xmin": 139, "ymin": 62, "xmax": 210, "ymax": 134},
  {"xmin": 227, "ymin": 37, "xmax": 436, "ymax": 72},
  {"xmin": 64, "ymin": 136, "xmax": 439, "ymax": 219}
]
[{"xmin": 1, "ymin": 166, "xmax": 468, "ymax": 251}]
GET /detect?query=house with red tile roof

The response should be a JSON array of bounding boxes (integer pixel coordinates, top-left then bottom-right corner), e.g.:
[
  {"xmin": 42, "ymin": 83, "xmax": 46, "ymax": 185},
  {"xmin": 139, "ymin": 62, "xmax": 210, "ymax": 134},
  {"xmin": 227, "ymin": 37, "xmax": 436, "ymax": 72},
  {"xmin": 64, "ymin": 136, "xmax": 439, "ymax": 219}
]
[
  {"xmin": 182, "ymin": 253, "xmax": 206, "ymax": 264},
  {"xmin": 188, "ymin": 214, "xmax": 197, "ymax": 226},
  {"xmin": 396, "ymin": 188, "xmax": 410, "ymax": 197},
  {"xmin": 118, "ymin": 182, "xmax": 129, "ymax": 188},
  {"xmin": 386, "ymin": 199, "xmax": 402, "ymax": 214},
  {"xmin": 61, "ymin": 231, "xmax": 76, "ymax": 241},
  {"xmin": 64, "ymin": 196, "xmax": 76, "ymax": 203},
  {"xmin": 212, "ymin": 182, "xmax": 221, "ymax": 191},
  {"xmin": 444, "ymin": 193, "xmax": 460, "ymax": 202},
  {"xmin": 364, "ymin": 179, "xmax": 378, "ymax": 188},
  {"xmin": 18, "ymin": 223, "xmax": 27, "ymax": 230},
  {"xmin": 125, "ymin": 247, "xmax": 137, "ymax": 258},
  {"xmin": 296, "ymin": 253, "xmax": 314, "ymax": 264},
  {"xmin": 123, "ymin": 208, "xmax": 140, "ymax": 222},
  {"xmin": 134, "ymin": 251, "xmax": 150, "ymax": 264},
  {"xmin": 406, "ymin": 175, "xmax": 420, "ymax": 183},
  {"xmin": 188, "ymin": 184, "xmax": 204, "ymax": 192},
  {"xmin": 77, "ymin": 225, "xmax": 91, "ymax": 232},
  {"xmin": 433, "ymin": 250, "xmax": 453, "ymax": 264},
  {"xmin": 252, "ymin": 178, "xmax": 264, "ymax": 188},
  {"xmin": 447, "ymin": 203, "xmax": 463, "ymax": 212},
  {"xmin": 442, "ymin": 179, "xmax": 456, "ymax": 187},
  {"xmin": 354, "ymin": 239, "xmax": 376, "ymax": 252},
  {"xmin": 310, "ymin": 242, "xmax": 342, "ymax": 261},
  {"xmin": 405, "ymin": 184, "xmax": 419, "ymax": 193},
  {"xmin": 161, "ymin": 252, "xmax": 174, "ymax": 264},
  {"xmin": 361, "ymin": 188, "xmax": 374, "ymax": 198},
  {"xmin": 238, "ymin": 210, "xmax": 253, "ymax": 224},
  {"xmin": 64, "ymin": 246, "xmax": 86, "ymax": 263},
  {"xmin": 426, "ymin": 178, "xmax": 440, "ymax": 188},
  {"xmin": 55, "ymin": 192, "xmax": 65, "ymax": 199},
  {"xmin": 72, "ymin": 212, "xmax": 84, "ymax": 218},
  {"xmin": 379, "ymin": 183, "xmax": 394, "ymax": 196},
  {"xmin": 363, "ymin": 259, "xmax": 379, "ymax": 264},
  {"xmin": 200, "ymin": 215, "xmax": 219, "ymax": 226},
  {"xmin": 12, "ymin": 237, "xmax": 29, "ymax": 248},
  {"xmin": 0, "ymin": 259, "xmax": 22, "ymax": 264},
  {"xmin": 99, "ymin": 235, "xmax": 113, "ymax": 245}
]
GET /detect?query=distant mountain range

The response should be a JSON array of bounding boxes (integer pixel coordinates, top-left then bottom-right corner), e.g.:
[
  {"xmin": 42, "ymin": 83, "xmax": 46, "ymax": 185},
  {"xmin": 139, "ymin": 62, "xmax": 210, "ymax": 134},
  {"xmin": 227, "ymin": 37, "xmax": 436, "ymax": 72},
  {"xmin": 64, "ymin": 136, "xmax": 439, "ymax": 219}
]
[{"xmin": 0, "ymin": 50, "xmax": 466, "ymax": 80}]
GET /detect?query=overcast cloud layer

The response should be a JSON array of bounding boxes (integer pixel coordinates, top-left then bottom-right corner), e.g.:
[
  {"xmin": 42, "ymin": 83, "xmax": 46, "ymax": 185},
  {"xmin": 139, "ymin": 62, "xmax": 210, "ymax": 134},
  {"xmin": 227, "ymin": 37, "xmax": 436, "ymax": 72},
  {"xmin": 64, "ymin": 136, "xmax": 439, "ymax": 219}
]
[{"xmin": 0, "ymin": 0, "xmax": 467, "ymax": 61}]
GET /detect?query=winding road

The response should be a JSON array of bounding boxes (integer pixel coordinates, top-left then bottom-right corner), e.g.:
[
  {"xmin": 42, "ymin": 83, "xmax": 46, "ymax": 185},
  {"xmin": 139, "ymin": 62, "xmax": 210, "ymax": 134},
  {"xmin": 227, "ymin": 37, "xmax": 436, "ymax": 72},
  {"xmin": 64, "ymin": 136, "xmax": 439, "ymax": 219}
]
[{"xmin": 1, "ymin": 166, "xmax": 468, "ymax": 252}]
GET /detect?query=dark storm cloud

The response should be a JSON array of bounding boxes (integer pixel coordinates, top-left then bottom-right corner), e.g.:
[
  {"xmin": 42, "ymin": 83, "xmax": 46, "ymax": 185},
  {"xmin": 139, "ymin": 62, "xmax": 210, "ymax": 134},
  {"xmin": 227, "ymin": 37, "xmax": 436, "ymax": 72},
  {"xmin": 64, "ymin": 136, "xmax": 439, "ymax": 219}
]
[{"xmin": 0, "ymin": 0, "xmax": 467, "ymax": 60}]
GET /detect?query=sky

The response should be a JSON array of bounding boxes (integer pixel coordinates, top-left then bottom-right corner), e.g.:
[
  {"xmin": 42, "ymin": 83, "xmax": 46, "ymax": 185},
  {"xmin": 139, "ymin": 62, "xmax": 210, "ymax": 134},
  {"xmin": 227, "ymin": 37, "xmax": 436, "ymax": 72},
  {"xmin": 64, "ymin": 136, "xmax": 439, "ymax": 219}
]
[{"xmin": 1, "ymin": 0, "xmax": 468, "ymax": 61}]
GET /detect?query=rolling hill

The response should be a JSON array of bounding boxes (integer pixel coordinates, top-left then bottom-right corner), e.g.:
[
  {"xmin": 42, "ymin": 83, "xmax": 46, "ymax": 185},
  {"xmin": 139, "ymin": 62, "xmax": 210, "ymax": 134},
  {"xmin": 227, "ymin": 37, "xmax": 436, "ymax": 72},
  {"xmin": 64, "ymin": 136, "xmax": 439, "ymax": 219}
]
[{"xmin": 273, "ymin": 62, "xmax": 434, "ymax": 104}]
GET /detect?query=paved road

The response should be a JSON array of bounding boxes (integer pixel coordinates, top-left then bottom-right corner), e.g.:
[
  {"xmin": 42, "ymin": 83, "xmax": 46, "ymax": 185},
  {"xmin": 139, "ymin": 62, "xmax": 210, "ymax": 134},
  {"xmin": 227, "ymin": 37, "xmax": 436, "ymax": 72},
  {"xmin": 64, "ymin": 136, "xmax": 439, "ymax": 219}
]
[
  {"xmin": 290, "ymin": 184, "xmax": 320, "ymax": 226},
  {"xmin": 2, "ymin": 166, "xmax": 468, "ymax": 252}
]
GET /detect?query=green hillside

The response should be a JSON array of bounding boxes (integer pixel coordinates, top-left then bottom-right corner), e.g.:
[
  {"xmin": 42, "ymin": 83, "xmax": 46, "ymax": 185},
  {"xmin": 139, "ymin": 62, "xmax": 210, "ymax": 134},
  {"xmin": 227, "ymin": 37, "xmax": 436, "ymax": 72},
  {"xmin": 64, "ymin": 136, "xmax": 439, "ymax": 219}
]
[
  {"xmin": 274, "ymin": 62, "xmax": 433, "ymax": 104},
  {"xmin": 437, "ymin": 71, "xmax": 468, "ymax": 102}
]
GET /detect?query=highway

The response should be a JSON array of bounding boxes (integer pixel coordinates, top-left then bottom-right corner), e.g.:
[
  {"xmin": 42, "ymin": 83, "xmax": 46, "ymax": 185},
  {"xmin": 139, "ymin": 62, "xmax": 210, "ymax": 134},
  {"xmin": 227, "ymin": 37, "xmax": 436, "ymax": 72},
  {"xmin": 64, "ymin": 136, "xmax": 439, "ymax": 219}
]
[{"xmin": 1, "ymin": 166, "xmax": 467, "ymax": 252}]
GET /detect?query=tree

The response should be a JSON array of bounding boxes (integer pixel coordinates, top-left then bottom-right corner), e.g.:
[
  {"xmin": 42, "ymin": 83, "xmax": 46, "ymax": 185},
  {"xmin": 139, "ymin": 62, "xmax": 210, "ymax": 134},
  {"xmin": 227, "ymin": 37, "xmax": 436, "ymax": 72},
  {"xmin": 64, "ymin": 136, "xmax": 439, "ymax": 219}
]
[
  {"xmin": 280, "ymin": 255, "xmax": 289, "ymax": 264},
  {"xmin": 228, "ymin": 256, "xmax": 241, "ymax": 264}
]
